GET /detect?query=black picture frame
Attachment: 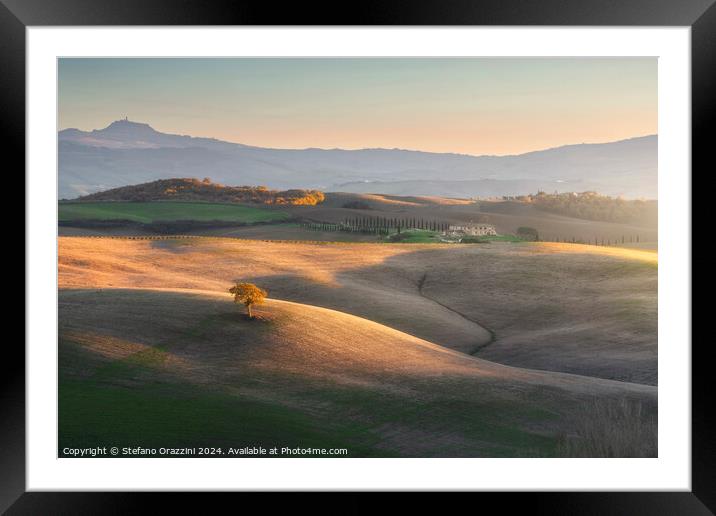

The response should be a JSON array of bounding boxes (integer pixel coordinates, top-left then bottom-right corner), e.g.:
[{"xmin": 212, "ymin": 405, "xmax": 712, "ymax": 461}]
[{"xmin": 5, "ymin": 0, "xmax": 709, "ymax": 513}]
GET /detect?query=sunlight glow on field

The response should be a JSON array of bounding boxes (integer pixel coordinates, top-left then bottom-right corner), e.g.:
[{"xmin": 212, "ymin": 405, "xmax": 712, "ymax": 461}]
[{"xmin": 533, "ymin": 242, "xmax": 657, "ymax": 264}]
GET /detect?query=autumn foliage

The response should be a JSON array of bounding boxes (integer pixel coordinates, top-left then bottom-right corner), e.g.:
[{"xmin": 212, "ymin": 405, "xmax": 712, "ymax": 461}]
[
  {"xmin": 229, "ymin": 282, "xmax": 268, "ymax": 318},
  {"xmin": 522, "ymin": 191, "xmax": 655, "ymax": 224},
  {"xmin": 79, "ymin": 178, "xmax": 326, "ymax": 206}
]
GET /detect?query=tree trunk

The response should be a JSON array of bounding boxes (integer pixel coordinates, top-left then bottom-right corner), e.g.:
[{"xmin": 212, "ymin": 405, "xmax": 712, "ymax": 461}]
[{"xmin": 247, "ymin": 303, "xmax": 252, "ymax": 318}]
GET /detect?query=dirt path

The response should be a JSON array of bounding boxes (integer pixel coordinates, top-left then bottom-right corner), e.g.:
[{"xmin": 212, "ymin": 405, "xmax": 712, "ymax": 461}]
[{"xmin": 417, "ymin": 272, "xmax": 495, "ymax": 355}]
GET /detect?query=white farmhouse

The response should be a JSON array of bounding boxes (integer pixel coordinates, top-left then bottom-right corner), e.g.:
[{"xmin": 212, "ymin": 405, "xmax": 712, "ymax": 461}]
[{"xmin": 445, "ymin": 223, "xmax": 497, "ymax": 237}]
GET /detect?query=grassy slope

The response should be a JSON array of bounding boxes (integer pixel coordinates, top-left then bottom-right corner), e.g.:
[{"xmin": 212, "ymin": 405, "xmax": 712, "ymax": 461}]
[
  {"xmin": 58, "ymin": 201, "xmax": 289, "ymax": 224},
  {"xmin": 319, "ymin": 192, "xmax": 476, "ymax": 208},
  {"xmin": 196, "ymin": 223, "xmax": 386, "ymax": 242},
  {"xmin": 59, "ymin": 237, "xmax": 657, "ymax": 384},
  {"xmin": 59, "ymin": 237, "xmax": 493, "ymax": 355},
  {"xmin": 59, "ymin": 289, "xmax": 655, "ymax": 457},
  {"xmin": 421, "ymin": 243, "xmax": 657, "ymax": 384},
  {"xmin": 388, "ymin": 229, "xmax": 441, "ymax": 243}
]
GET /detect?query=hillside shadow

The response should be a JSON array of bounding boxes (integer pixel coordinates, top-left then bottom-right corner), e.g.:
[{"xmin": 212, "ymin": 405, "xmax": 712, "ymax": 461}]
[{"xmin": 221, "ymin": 241, "xmax": 657, "ymax": 385}]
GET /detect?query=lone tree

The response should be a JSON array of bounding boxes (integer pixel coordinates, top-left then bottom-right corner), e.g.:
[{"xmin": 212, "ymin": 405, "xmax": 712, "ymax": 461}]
[{"xmin": 229, "ymin": 282, "xmax": 267, "ymax": 319}]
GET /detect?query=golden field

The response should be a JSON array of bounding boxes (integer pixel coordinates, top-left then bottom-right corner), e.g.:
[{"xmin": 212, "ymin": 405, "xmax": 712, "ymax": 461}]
[{"xmin": 58, "ymin": 236, "xmax": 657, "ymax": 457}]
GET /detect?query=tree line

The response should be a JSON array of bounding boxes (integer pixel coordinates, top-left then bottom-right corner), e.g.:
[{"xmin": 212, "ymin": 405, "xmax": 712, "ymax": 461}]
[
  {"xmin": 503, "ymin": 191, "xmax": 655, "ymax": 223},
  {"xmin": 301, "ymin": 216, "xmax": 453, "ymax": 235},
  {"xmin": 301, "ymin": 222, "xmax": 390, "ymax": 235},
  {"xmin": 343, "ymin": 216, "xmax": 451, "ymax": 232}
]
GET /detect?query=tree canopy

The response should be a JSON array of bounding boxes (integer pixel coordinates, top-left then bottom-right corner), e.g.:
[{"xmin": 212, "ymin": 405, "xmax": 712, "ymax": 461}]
[
  {"xmin": 524, "ymin": 191, "xmax": 655, "ymax": 223},
  {"xmin": 229, "ymin": 282, "xmax": 268, "ymax": 318}
]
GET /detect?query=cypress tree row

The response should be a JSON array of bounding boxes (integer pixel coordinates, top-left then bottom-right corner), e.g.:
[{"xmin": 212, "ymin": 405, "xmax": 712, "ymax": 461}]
[{"xmin": 300, "ymin": 216, "xmax": 454, "ymax": 237}]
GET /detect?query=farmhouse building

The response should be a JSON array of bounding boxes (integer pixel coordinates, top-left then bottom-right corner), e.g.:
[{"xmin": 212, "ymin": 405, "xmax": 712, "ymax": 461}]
[{"xmin": 445, "ymin": 223, "xmax": 497, "ymax": 237}]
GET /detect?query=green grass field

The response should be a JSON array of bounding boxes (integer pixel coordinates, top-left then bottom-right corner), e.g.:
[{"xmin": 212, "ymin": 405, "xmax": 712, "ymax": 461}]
[
  {"xmin": 387, "ymin": 229, "xmax": 441, "ymax": 243},
  {"xmin": 58, "ymin": 201, "xmax": 289, "ymax": 224},
  {"xmin": 59, "ymin": 374, "xmax": 384, "ymax": 457}
]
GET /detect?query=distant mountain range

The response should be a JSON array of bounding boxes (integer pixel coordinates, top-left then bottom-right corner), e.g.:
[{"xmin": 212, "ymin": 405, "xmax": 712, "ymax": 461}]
[{"xmin": 59, "ymin": 119, "xmax": 657, "ymax": 199}]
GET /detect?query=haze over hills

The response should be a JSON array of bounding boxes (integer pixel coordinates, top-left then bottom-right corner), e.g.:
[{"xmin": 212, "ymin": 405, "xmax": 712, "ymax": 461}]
[{"xmin": 59, "ymin": 119, "xmax": 657, "ymax": 200}]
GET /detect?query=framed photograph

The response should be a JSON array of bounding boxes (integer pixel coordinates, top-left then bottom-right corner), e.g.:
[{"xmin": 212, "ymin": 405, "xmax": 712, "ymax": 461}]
[{"xmin": 7, "ymin": 0, "xmax": 709, "ymax": 512}]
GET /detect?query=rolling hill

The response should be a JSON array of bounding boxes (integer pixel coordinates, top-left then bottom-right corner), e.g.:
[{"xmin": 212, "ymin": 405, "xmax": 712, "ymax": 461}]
[
  {"xmin": 59, "ymin": 287, "xmax": 656, "ymax": 457},
  {"xmin": 59, "ymin": 119, "xmax": 657, "ymax": 199},
  {"xmin": 58, "ymin": 183, "xmax": 658, "ymax": 245},
  {"xmin": 59, "ymin": 237, "xmax": 657, "ymax": 384},
  {"xmin": 279, "ymin": 193, "xmax": 658, "ymax": 244},
  {"xmin": 75, "ymin": 177, "xmax": 325, "ymax": 205}
]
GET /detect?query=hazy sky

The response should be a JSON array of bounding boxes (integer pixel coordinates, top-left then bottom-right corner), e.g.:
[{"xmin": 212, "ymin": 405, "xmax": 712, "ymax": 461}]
[{"xmin": 59, "ymin": 58, "xmax": 657, "ymax": 156}]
